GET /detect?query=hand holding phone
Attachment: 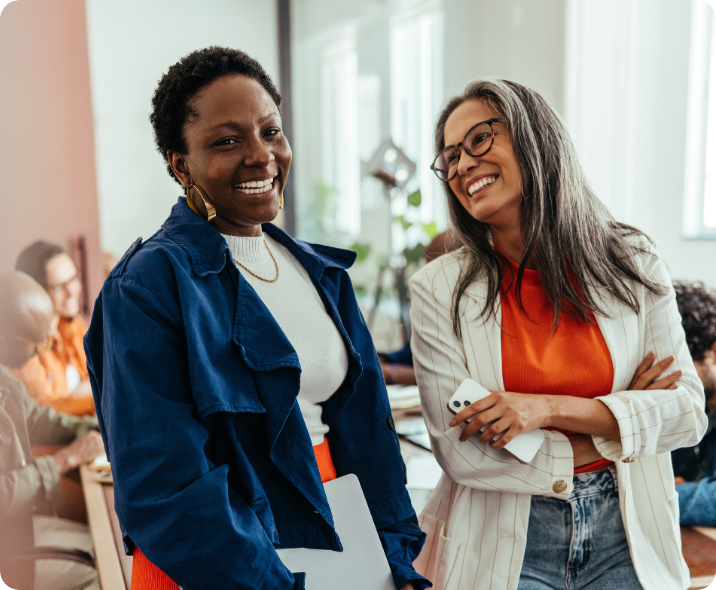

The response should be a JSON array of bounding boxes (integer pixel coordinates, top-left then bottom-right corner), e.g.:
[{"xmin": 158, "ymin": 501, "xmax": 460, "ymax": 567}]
[{"xmin": 447, "ymin": 379, "xmax": 545, "ymax": 463}]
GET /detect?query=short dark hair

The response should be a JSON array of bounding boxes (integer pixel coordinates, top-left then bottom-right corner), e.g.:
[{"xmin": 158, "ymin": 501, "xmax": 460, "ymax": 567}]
[
  {"xmin": 150, "ymin": 46, "xmax": 282, "ymax": 184},
  {"xmin": 15, "ymin": 241, "xmax": 67, "ymax": 290},
  {"xmin": 674, "ymin": 281, "xmax": 716, "ymax": 362}
]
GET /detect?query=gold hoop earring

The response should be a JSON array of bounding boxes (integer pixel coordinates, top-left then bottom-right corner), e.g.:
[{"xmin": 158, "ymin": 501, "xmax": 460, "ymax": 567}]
[
  {"xmin": 190, "ymin": 183, "xmax": 216, "ymax": 222},
  {"xmin": 279, "ymin": 193, "xmax": 284, "ymax": 210}
]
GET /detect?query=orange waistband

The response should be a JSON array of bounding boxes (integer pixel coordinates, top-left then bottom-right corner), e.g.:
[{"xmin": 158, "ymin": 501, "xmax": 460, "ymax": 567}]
[
  {"xmin": 131, "ymin": 439, "xmax": 337, "ymax": 588},
  {"xmin": 313, "ymin": 437, "xmax": 337, "ymax": 483}
]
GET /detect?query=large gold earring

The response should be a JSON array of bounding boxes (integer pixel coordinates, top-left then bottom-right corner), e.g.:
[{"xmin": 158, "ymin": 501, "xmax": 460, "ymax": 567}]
[
  {"xmin": 190, "ymin": 184, "xmax": 216, "ymax": 222},
  {"xmin": 279, "ymin": 193, "xmax": 284, "ymax": 210}
]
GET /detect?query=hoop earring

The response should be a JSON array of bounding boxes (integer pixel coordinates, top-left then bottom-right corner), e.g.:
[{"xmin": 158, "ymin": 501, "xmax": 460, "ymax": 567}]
[
  {"xmin": 190, "ymin": 183, "xmax": 216, "ymax": 222},
  {"xmin": 279, "ymin": 193, "xmax": 284, "ymax": 210}
]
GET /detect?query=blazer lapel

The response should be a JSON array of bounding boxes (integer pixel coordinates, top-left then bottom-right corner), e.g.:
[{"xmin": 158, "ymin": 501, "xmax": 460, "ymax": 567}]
[
  {"xmin": 462, "ymin": 281, "xmax": 505, "ymax": 391},
  {"xmin": 593, "ymin": 287, "xmax": 642, "ymax": 393}
]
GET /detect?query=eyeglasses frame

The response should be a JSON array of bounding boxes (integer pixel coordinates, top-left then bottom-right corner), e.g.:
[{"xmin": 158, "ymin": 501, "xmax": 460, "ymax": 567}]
[
  {"xmin": 430, "ymin": 118, "xmax": 508, "ymax": 182},
  {"xmin": 47, "ymin": 272, "xmax": 82, "ymax": 295}
]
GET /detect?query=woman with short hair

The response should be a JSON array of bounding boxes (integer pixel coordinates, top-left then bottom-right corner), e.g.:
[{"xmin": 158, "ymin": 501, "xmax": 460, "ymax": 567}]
[
  {"xmin": 410, "ymin": 78, "xmax": 706, "ymax": 590},
  {"xmin": 85, "ymin": 47, "xmax": 428, "ymax": 590}
]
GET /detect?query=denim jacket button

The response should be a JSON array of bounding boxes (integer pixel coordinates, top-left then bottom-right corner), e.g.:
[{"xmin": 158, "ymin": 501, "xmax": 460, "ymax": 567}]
[
  {"xmin": 553, "ymin": 479, "xmax": 567, "ymax": 493},
  {"xmin": 386, "ymin": 416, "xmax": 395, "ymax": 430}
]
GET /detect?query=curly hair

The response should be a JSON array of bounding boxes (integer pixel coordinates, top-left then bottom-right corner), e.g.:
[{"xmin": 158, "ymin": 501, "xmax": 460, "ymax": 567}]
[
  {"xmin": 674, "ymin": 281, "xmax": 716, "ymax": 362},
  {"xmin": 150, "ymin": 46, "xmax": 282, "ymax": 184}
]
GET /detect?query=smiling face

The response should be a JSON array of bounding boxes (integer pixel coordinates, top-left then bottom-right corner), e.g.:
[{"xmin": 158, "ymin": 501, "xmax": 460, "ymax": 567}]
[
  {"xmin": 444, "ymin": 99, "xmax": 522, "ymax": 232},
  {"xmin": 169, "ymin": 74, "xmax": 292, "ymax": 237},
  {"xmin": 45, "ymin": 253, "xmax": 81, "ymax": 320}
]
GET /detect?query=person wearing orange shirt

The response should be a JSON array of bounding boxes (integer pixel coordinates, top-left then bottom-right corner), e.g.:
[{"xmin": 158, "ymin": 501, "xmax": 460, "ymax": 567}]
[
  {"xmin": 11, "ymin": 242, "xmax": 94, "ymax": 416},
  {"xmin": 411, "ymin": 79, "xmax": 705, "ymax": 590}
]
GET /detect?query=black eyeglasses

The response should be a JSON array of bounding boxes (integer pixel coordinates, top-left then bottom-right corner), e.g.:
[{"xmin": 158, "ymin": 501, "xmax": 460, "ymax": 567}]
[{"xmin": 430, "ymin": 118, "xmax": 507, "ymax": 182}]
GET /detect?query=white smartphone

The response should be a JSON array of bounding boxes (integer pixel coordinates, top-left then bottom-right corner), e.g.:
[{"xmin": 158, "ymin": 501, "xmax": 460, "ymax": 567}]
[{"xmin": 447, "ymin": 378, "xmax": 545, "ymax": 463}]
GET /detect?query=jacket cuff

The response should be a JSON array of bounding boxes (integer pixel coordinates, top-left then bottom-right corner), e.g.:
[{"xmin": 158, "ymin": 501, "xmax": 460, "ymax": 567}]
[
  {"xmin": 593, "ymin": 395, "xmax": 639, "ymax": 462},
  {"xmin": 34, "ymin": 456, "xmax": 63, "ymax": 503},
  {"xmin": 292, "ymin": 572, "xmax": 306, "ymax": 590},
  {"xmin": 542, "ymin": 430, "xmax": 574, "ymax": 499},
  {"xmin": 390, "ymin": 562, "xmax": 432, "ymax": 590}
]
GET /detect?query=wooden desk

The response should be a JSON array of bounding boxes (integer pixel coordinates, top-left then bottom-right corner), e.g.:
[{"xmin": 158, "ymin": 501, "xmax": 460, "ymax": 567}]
[
  {"xmin": 80, "ymin": 466, "xmax": 130, "ymax": 590},
  {"xmin": 683, "ymin": 525, "xmax": 716, "ymax": 589}
]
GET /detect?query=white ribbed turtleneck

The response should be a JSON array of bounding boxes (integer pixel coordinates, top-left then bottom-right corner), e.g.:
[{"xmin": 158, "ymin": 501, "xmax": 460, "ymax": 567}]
[{"xmin": 222, "ymin": 233, "xmax": 349, "ymax": 445}]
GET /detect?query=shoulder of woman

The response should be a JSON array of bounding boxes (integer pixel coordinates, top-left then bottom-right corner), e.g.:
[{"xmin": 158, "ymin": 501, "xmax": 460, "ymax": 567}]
[{"xmin": 410, "ymin": 249, "xmax": 465, "ymax": 293}]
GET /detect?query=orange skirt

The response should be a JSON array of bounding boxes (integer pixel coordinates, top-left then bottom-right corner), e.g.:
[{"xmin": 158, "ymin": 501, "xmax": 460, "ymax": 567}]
[{"xmin": 130, "ymin": 438, "xmax": 337, "ymax": 590}]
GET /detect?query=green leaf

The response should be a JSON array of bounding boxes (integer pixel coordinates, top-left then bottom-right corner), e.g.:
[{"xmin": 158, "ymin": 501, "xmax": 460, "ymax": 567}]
[
  {"xmin": 395, "ymin": 215, "xmax": 412, "ymax": 231},
  {"xmin": 402, "ymin": 243, "xmax": 425, "ymax": 265},
  {"xmin": 407, "ymin": 188, "xmax": 422, "ymax": 207},
  {"xmin": 421, "ymin": 221, "xmax": 439, "ymax": 239},
  {"xmin": 349, "ymin": 241, "xmax": 372, "ymax": 262}
]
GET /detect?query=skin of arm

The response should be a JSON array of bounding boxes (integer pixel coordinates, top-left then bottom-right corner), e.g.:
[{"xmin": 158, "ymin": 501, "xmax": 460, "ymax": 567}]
[{"xmin": 450, "ymin": 354, "xmax": 682, "ymax": 467}]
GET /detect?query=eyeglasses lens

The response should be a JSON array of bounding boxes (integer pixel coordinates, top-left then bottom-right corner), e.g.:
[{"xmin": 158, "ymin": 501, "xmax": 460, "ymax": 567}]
[
  {"xmin": 464, "ymin": 123, "xmax": 494, "ymax": 157},
  {"xmin": 432, "ymin": 122, "xmax": 494, "ymax": 181}
]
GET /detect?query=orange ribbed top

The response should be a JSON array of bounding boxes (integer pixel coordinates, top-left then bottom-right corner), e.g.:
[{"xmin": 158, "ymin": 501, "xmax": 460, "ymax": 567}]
[{"xmin": 498, "ymin": 249, "xmax": 614, "ymax": 474}]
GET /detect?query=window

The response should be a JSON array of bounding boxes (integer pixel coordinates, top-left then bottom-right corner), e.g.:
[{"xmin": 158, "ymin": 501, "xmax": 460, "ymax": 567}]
[
  {"xmin": 683, "ymin": 0, "xmax": 716, "ymax": 238},
  {"xmin": 702, "ymin": 10, "xmax": 716, "ymax": 228},
  {"xmin": 320, "ymin": 38, "xmax": 361, "ymax": 238},
  {"xmin": 390, "ymin": 6, "xmax": 446, "ymax": 253}
]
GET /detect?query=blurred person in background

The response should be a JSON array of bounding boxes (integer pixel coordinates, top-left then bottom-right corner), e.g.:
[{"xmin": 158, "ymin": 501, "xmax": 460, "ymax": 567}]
[
  {"xmin": 380, "ymin": 231, "xmax": 457, "ymax": 387},
  {"xmin": 671, "ymin": 281, "xmax": 716, "ymax": 526},
  {"xmin": 84, "ymin": 46, "xmax": 428, "ymax": 590},
  {"xmin": 11, "ymin": 242, "xmax": 94, "ymax": 416},
  {"xmin": 410, "ymin": 79, "xmax": 705, "ymax": 590},
  {"xmin": 0, "ymin": 271, "xmax": 104, "ymax": 590}
]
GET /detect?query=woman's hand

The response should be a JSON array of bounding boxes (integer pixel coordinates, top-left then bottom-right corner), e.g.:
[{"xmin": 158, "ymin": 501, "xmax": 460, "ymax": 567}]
[
  {"xmin": 628, "ymin": 352, "xmax": 681, "ymax": 391},
  {"xmin": 448, "ymin": 391, "xmax": 554, "ymax": 450},
  {"xmin": 399, "ymin": 583, "xmax": 415, "ymax": 590}
]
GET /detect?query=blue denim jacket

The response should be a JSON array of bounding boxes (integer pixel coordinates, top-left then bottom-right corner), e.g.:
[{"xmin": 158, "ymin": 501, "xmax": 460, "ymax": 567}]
[{"xmin": 84, "ymin": 199, "xmax": 429, "ymax": 590}]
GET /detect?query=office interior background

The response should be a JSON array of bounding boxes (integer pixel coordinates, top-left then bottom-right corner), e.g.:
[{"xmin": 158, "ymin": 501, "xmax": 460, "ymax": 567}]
[{"xmin": 1, "ymin": 0, "xmax": 716, "ymax": 351}]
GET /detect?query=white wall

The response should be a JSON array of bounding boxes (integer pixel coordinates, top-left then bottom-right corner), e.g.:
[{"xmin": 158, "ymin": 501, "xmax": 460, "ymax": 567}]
[
  {"xmin": 443, "ymin": 0, "xmax": 567, "ymax": 115},
  {"xmin": 565, "ymin": 0, "xmax": 716, "ymax": 286},
  {"xmin": 85, "ymin": 0, "xmax": 278, "ymax": 257}
]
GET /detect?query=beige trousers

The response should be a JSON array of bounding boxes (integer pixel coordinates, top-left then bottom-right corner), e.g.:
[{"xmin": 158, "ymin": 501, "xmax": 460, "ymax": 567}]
[{"xmin": 32, "ymin": 516, "xmax": 99, "ymax": 590}]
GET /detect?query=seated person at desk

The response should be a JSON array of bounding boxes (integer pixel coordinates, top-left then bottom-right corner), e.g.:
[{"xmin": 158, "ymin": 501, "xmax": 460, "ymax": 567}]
[
  {"xmin": 380, "ymin": 231, "xmax": 456, "ymax": 387},
  {"xmin": 11, "ymin": 242, "xmax": 94, "ymax": 416},
  {"xmin": 672, "ymin": 281, "xmax": 716, "ymax": 526},
  {"xmin": 0, "ymin": 271, "xmax": 104, "ymax": 590}
]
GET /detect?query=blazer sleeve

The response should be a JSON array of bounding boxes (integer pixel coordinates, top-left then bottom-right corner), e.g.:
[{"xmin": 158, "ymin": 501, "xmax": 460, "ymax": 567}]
[
  {"xmin": 592, "ymin": 251, "xmax": 708, "ymax": 463},
  {"xmin": 409, "ymin": 263, "xmax": 575, "ymax": 499},
  {"xmin": 86, "ymin": 277, "xmax": 304, "ymax": 590}
]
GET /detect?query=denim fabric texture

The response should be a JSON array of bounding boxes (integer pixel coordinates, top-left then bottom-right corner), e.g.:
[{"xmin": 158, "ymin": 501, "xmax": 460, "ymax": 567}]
[
  {"xmin": 518, "ymin": 466, "xmax": 642, "ymax": 590},
  {"xmin": 677, "ymin": 478, "xmax": 716, "ymax": 526},
  {"xmin": 84, "ymin": 199, "xmax": 428, "ymax": 590}
]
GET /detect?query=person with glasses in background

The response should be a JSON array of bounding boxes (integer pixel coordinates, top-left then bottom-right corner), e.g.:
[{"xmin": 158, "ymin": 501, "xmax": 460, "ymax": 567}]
[
  {"xmin": 11, "ymin": 242, "xmax": 94, "ymax": 416},
  {"xmin": 409, "ymin": 79, "xmax": 706, "ymax": 590},
  {"xmin": 0, "ymin": 271, "xmax": 104, "ymax": 590}
]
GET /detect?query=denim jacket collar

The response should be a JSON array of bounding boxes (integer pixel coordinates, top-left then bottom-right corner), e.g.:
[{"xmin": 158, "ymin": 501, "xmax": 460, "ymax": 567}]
[{"xmin": 162, "ymin": 198, "xmax": 356, "ymax": 281}]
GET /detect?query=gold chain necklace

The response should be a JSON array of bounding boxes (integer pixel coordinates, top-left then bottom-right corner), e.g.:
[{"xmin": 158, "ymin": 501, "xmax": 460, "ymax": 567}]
[{"xmin": 233, "ymin": 239, "xmax": 279, "ymax": 283}]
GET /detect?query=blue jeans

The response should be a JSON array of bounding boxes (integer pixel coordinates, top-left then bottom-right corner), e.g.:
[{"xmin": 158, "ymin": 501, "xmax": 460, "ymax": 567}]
[{"xmin": 518, "ymin": 466, "xmax": 642, "ymax": 590}]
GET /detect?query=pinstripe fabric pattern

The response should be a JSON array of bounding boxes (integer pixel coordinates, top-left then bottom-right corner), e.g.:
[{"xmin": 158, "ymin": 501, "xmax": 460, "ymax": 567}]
[{"xmin": 409, "ymin": 239, "xmax": 707, "ymax": 590}]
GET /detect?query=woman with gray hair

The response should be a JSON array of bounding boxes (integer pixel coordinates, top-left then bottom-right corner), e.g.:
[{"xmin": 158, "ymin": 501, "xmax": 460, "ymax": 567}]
[{"xmin": 409, "ymin": 79, "xmax": 706, "ymax": 590}]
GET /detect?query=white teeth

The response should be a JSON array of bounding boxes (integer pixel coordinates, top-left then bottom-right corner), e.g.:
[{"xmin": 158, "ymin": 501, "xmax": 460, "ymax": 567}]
[
  {"xmin": 468, "ymin": 176, "xmax": 497, "ymax": 195},
  {"xmin": 234, "ymin": 178, "xmax": 275, "ymax": 192}
]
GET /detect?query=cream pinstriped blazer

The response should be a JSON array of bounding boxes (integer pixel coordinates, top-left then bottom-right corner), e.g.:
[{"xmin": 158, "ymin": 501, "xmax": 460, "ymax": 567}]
[{"xmin": 409, "ymin": 240, "xmax": 708, "ymax": 590}]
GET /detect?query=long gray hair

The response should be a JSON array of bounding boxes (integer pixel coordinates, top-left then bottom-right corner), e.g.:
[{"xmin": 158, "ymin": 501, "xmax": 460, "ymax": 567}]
[{"xmin": 436, "ymin": 79, "xmax": 665, "ymax": 337}]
